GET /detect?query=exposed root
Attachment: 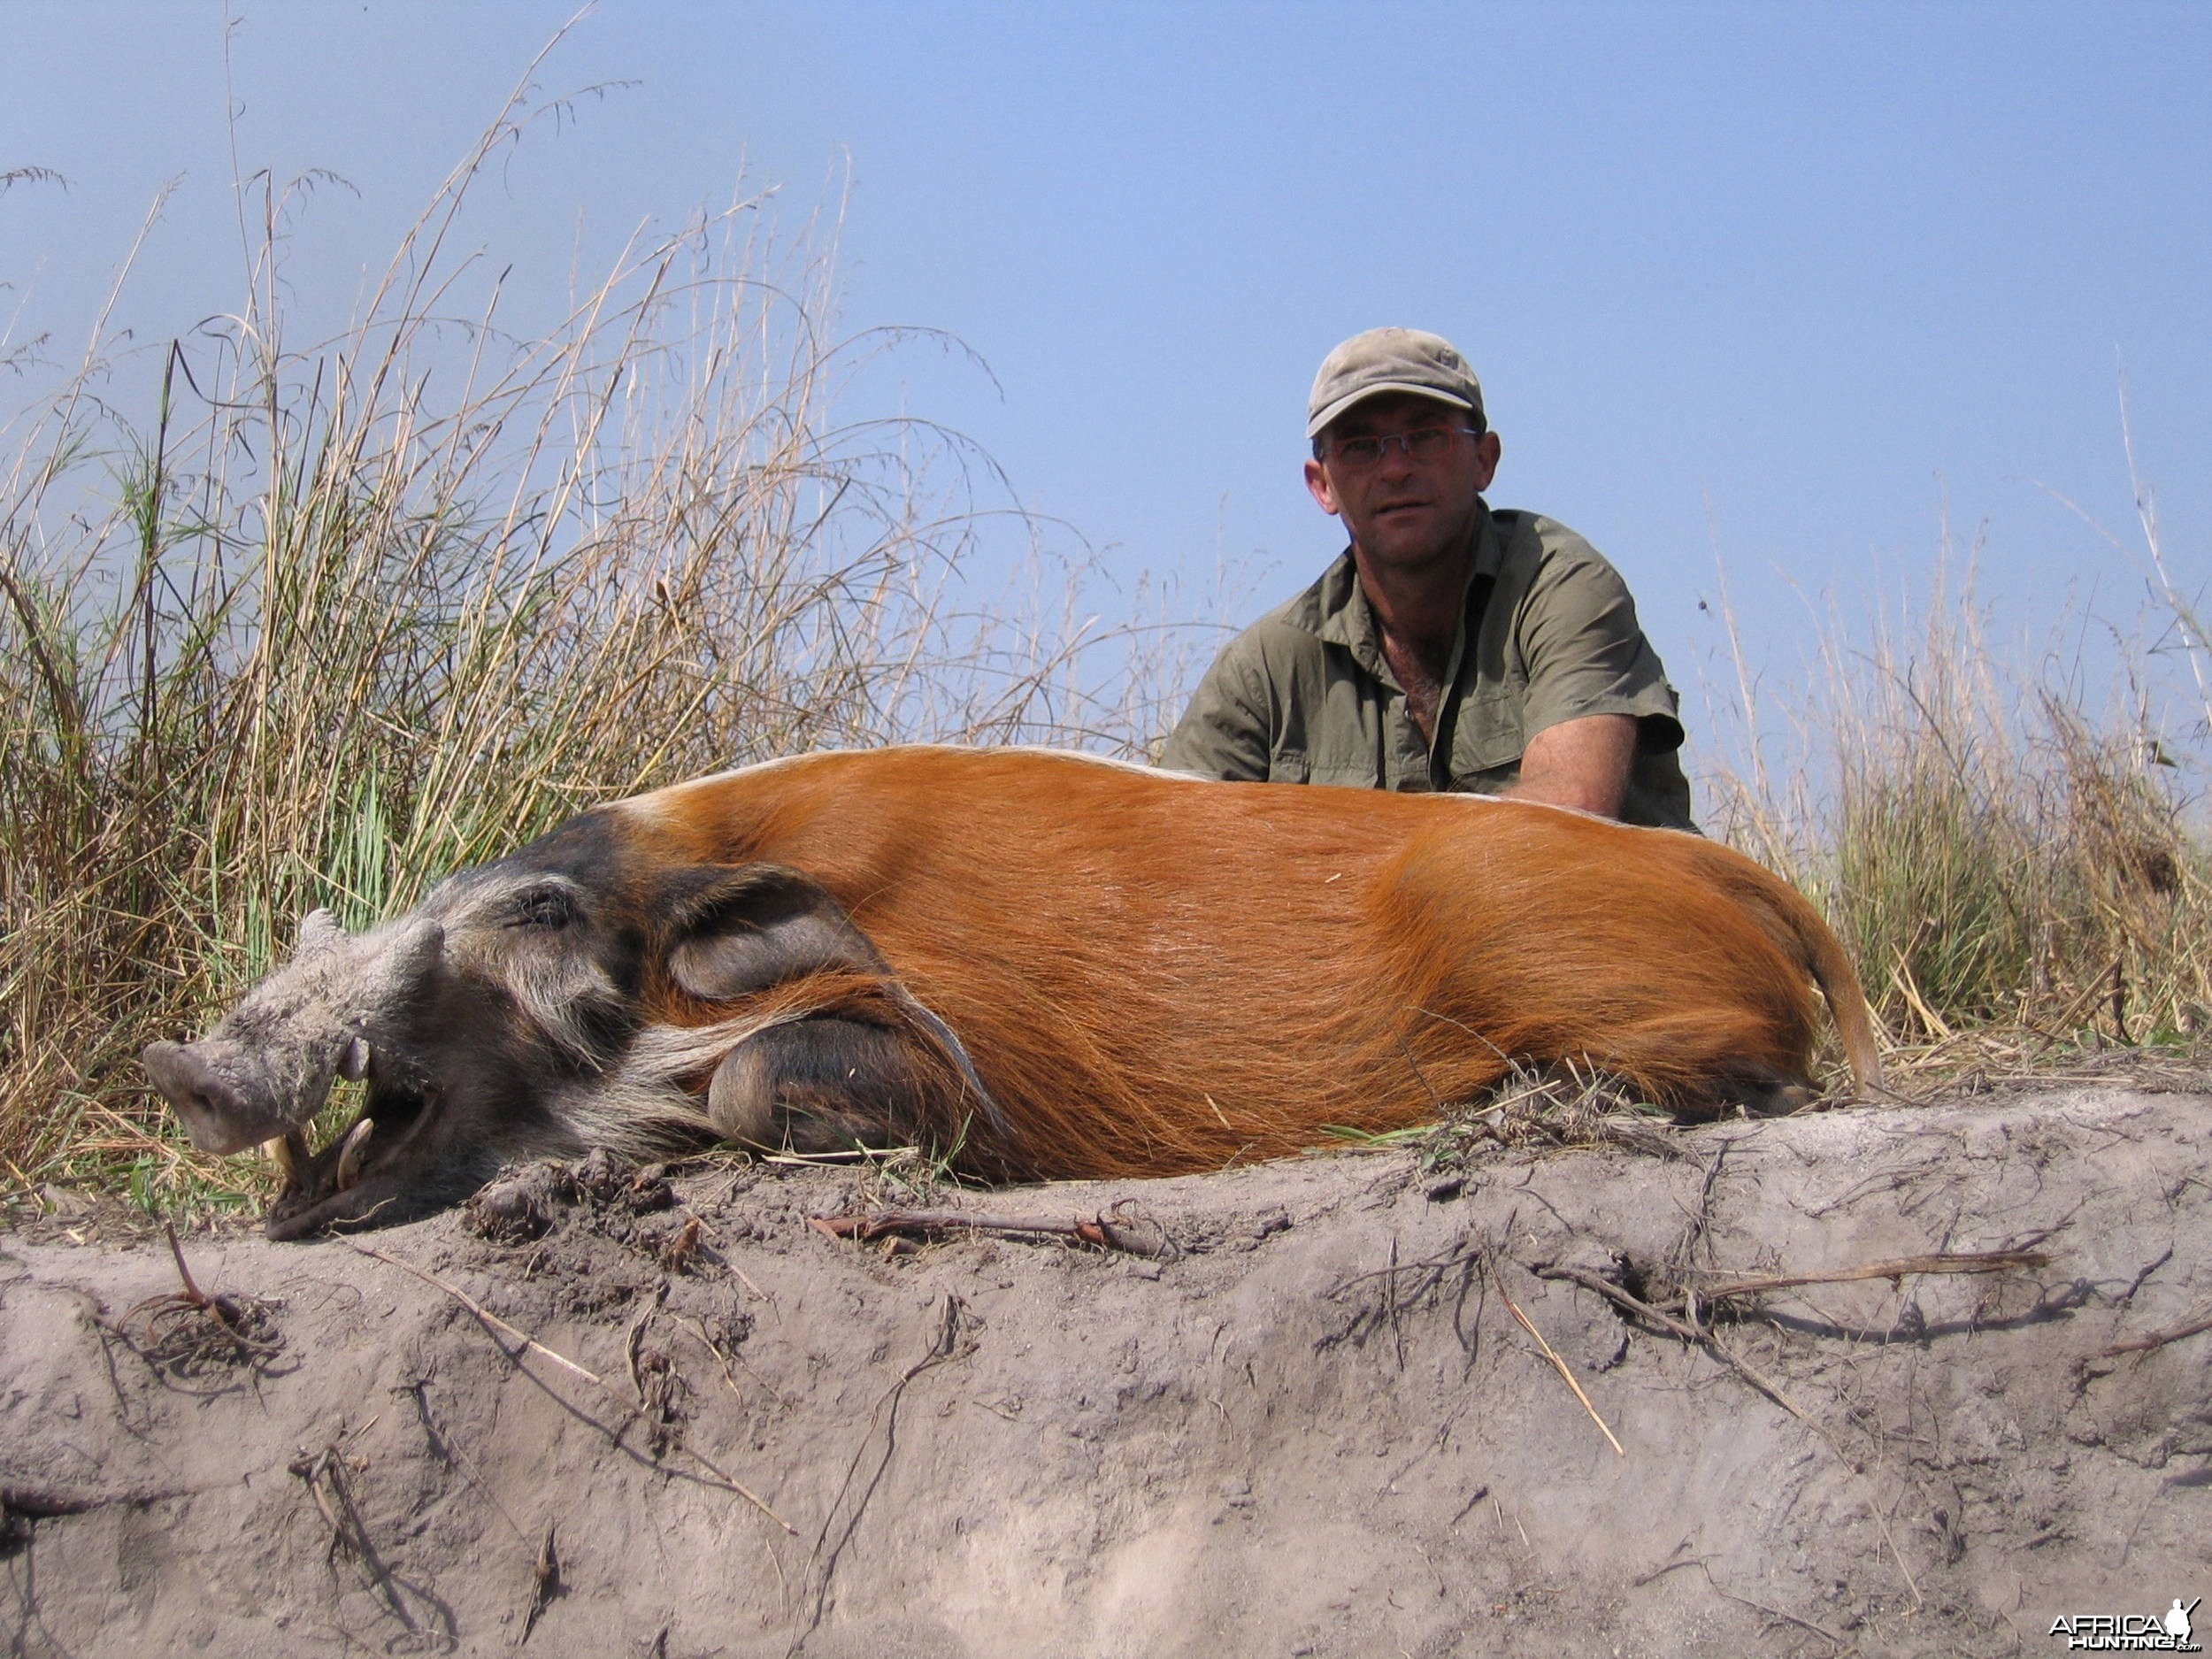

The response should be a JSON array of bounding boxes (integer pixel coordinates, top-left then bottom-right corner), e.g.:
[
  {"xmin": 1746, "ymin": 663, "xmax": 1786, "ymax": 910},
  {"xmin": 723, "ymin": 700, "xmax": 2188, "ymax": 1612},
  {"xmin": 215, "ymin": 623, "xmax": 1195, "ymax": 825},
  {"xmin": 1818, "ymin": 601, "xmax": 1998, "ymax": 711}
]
[
  {"xmin": 790, "ymin": 1293, "xmax": 972, "ymax": 1656},
  {"xmin": 1320, "ymin": 1236, "xmax": 1485, "ymax": 1366},
  {"xmin": 113, "ymin": 1225, "xmax": 286, "ymax": 1384}
]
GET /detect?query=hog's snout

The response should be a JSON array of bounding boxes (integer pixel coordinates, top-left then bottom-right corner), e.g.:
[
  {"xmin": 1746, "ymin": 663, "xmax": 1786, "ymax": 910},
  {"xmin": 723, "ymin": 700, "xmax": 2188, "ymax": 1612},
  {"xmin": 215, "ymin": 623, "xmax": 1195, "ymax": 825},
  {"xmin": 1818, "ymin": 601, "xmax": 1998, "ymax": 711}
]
[{"xmin": 142, "ymin": 1039, "xmax": 308, "ymax": 1155}]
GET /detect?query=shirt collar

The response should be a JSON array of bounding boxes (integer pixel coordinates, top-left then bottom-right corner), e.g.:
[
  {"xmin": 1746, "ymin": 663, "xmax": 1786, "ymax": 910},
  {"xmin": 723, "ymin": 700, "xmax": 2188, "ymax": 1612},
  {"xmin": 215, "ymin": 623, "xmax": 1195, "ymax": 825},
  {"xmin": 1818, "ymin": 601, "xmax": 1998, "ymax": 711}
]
[{"xmin": 1294, "ymin": 499, "xmax": 1502, "ymax": 663}]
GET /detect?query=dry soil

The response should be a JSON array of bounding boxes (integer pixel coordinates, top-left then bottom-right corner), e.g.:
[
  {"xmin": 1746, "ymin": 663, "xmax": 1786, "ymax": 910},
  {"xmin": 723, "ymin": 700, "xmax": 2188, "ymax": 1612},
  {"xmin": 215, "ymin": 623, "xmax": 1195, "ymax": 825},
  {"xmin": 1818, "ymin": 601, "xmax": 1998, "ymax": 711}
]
[{"xmin": 4, "ymin": 1080, "xmax": 2209, "ymax": 1657}]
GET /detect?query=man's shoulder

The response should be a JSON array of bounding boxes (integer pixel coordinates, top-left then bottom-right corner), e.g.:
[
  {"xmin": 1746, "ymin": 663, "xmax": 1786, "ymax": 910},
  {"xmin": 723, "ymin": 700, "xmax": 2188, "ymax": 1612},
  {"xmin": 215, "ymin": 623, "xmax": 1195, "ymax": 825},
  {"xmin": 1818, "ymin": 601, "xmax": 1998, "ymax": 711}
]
[
  {"xmin": 1208, "ymin": 562, "xmax": 1349, "ymax": 664},
  {"xmin": 1489, "ymin": 508, "xmax": 1613, "ymax": 576}
]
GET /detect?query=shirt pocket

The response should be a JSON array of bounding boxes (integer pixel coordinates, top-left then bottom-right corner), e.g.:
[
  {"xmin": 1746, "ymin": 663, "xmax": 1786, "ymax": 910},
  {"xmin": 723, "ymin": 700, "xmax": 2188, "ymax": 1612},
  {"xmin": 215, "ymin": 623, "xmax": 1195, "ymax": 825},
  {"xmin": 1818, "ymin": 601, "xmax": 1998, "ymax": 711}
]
[
  {"xmin": 1266, "ymin": 746, "xmax": 1311, "ymax": 783},
  {"xmin": 1448, "ymin": 687, "xmax": 1526, "ymax": 780}
]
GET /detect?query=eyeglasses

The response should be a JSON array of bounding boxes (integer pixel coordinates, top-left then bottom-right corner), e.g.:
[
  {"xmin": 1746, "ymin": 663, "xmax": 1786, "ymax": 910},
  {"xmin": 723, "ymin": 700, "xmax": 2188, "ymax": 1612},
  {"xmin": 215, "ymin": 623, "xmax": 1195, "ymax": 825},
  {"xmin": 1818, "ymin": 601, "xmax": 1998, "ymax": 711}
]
[{"xmin": 1325, "ymin": 426, "xmax": 1483, "ymax": 470}]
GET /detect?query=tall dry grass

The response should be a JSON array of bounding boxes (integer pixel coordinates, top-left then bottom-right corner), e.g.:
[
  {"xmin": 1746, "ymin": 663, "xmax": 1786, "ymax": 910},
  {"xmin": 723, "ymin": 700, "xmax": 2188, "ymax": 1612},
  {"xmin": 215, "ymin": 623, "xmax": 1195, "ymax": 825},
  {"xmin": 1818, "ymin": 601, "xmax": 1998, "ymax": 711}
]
[
  {"xmin": 7, "ymin": 66, "xmax": 2205, "ymax": 1216},
  {"xmin": 0, "ymin": 80, "xmax": 1189, "ymax": 1209},
  {"xmin": 1698, "ymin": 511, "xmax": 2211, "ymax": 1069}
]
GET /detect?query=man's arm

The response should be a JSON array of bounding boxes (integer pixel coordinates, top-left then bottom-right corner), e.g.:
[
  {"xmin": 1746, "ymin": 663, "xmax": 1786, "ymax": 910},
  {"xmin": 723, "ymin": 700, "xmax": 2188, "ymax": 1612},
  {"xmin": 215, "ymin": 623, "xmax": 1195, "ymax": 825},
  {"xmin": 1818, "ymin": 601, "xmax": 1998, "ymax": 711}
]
[
  {"xmin": 1500, "ymin": 526, "xmax": 1691, "ymax": 827},
  {"xmin": 1502, "ymin": 712, "xmax": 1638, "ymax": 817},
  {"xmin": 1157, "ymin": 643, "xmax": 1273, "ymax": 780}
]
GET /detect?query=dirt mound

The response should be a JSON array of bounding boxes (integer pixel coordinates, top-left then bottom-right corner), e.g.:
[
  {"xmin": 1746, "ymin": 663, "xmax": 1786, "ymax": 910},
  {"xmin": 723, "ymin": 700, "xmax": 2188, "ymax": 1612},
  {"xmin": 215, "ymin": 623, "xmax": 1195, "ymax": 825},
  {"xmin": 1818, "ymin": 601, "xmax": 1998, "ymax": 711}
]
[{"xmin": 5, "ymin": 1086, "xmax": 2209, "ymax": 1657}]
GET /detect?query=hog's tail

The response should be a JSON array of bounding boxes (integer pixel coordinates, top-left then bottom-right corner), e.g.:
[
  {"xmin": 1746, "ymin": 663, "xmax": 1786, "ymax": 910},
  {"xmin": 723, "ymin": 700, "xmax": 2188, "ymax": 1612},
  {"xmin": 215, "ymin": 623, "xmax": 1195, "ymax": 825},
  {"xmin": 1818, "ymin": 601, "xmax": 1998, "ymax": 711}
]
[{"xmin": 1709, "ymin": 853, "xmax": 1887, "ymax": 1095}]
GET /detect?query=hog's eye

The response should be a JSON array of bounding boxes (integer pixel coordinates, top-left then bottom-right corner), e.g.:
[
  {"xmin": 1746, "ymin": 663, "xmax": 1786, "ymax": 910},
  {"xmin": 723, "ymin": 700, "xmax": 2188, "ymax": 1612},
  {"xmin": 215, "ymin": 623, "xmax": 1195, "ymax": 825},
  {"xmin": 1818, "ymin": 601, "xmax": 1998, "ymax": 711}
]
[{"xmin": 510, "ymin": 887, "xmax": 578, "ymax": 930}]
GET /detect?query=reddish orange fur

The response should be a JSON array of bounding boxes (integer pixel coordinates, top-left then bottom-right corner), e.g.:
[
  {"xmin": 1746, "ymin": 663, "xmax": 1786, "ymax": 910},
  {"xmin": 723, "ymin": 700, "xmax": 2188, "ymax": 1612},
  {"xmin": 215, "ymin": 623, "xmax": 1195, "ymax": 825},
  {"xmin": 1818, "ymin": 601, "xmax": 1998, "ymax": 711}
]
[{"xmin": 625, "ymin": 747, "xmax": 1884, "ymax": 1179}]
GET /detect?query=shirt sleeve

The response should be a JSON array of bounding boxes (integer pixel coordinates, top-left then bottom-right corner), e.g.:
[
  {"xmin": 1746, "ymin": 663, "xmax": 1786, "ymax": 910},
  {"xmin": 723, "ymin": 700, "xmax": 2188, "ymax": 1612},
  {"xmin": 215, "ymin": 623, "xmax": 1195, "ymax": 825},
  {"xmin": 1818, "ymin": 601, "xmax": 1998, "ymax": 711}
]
[
  {"xmin": 1158, "ymin": 641, "xmax": 1274, "ymax": 780},
  {"xmin": 1515, "ymin": 549, "xmax": 1684, "ymax": 751}
]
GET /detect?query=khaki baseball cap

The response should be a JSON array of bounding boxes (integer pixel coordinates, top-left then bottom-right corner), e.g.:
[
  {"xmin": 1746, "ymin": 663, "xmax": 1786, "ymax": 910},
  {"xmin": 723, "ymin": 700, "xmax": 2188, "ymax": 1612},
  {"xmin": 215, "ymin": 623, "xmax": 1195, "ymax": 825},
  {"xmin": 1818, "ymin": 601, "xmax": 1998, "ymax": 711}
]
[{"xmin": 1306, "ymin": 326, "xmax": 1485, "ymax": 438}]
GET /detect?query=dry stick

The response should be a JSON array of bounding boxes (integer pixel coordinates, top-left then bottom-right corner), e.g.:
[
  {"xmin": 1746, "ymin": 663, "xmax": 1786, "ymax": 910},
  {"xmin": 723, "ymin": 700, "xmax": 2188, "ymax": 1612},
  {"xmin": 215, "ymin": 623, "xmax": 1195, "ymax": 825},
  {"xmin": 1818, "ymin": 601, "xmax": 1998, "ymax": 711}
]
[
  {"xmin": 1534, "ymin": 1263, "xmax": 1836, "ymax": 1439},
  {"xmin": 1683, "ymin": 1248, "xmax": 2049, "ymax": 1307},
  {"xmin": 1496, "ymin": 1279, "xmax": 1624, "ymax": 1457},
  {"xmin": 522, "ymin": 1523, "xmax": 560, "ymax": 1643},
  {"xmin": 680, "ymin": 1213, "xmax": 772, "ymax": 1302},
  {"xmin": 349, "ymin": 1242, "xmax": 795, "ymax": 1535},
  {"xmin": 349, "ymin": 1243, "xmax": 603, "ymax": 1387},
  {"xmin": 290, "ymin": 1447, "xmax": 418, "ymax": 1632},
  {"xmin": 2103, "ymin": 1302, "xmax": 2212, "ymax": 1358},
  {"xmin": 810, "ymin": 1207, "xmax": 1173, "ymax": 1258},
  {"xmin": 1697, "ymin": 1561, "xmax": 1844, "ymax": 1648},
  {"xmin": 673, "ymin": 1315, "xmax": 747, "ymax": 1402}
]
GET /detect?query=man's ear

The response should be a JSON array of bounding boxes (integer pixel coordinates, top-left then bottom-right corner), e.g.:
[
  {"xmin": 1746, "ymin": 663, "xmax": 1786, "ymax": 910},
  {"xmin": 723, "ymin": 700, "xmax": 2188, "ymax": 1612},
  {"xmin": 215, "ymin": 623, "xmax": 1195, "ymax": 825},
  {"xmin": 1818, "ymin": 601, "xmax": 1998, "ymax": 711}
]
[
  {"xmin": 1304, "ymin": 455, "xmax": 1340, "ymax": 516},
  {"xmin": 1471, "ymin": 429, "xmax": 1502, "ymax": 492},
  {"xmin": 659, "ymin": 864, "xmax": 889, "ymax": 1003}
]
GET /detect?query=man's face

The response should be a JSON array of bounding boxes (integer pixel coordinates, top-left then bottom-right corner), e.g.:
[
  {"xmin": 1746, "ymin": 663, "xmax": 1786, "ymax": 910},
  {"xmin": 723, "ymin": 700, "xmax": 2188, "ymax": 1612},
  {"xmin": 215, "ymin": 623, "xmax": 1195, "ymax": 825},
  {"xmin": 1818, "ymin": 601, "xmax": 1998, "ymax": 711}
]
[{"xmin": 1304, "ymin": 393, "xmax": 1502, "ymax": 576}]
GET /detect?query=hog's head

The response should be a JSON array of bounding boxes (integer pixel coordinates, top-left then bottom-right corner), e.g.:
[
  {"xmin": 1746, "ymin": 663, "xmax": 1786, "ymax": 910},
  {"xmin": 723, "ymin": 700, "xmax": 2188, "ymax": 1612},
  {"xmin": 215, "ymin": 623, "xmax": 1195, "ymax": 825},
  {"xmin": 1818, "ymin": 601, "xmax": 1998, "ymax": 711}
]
[
  {"xmin": 142, "ymin": 810, "xmax": 680, "ymax": 1237},
  {"xmin": 142, "ymin": 909, "xmax": 459, "ymax": 1235},
  {"xmin": 141, "ymin": 810, "xmax": 977, "ymax": 1239}
]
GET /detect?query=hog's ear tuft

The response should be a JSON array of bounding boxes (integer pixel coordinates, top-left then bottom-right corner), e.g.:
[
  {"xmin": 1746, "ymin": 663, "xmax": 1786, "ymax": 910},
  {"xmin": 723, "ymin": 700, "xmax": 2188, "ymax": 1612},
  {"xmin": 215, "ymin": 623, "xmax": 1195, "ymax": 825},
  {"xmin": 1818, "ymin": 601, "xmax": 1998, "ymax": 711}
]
[
  {"xmin": 296, "ymin": 908, "xmax": 347, "ymax": 960},
  {"xmin": 356, "ymin": 916, "xmax": 446, "ymax": 1012},
  {"xmin": 663, "ymin": 864, "xmax": 888, "ymax": 1003}
]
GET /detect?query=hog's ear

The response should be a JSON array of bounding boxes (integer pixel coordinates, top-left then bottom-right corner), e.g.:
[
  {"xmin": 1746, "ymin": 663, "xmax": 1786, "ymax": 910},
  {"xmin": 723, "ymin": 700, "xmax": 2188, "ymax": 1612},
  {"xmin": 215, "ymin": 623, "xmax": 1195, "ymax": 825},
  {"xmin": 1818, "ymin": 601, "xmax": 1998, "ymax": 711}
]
[
  {"xmin": 296, "ymin": 908, "xmax": 346, "ymax": 961},
  {"xmin": 663, "ymin": 864, "xmax": 888, "ymax": 1002},
  {"xmin": 357, "ymin": 916, "xmax": 446, "ymax": 1007}
]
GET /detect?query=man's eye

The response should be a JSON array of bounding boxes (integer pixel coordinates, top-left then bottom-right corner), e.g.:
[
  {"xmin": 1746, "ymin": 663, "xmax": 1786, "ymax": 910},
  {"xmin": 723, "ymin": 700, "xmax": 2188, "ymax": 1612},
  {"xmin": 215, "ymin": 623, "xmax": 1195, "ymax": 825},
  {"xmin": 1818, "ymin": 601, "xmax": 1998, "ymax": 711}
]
[
  {"xmin": 1405, "ymin": 428, "xmax": 1452, "ymax": 457},
  {"xmin": 1337, "ymin": 437, "xmax": 1383, "ymax": 463}
]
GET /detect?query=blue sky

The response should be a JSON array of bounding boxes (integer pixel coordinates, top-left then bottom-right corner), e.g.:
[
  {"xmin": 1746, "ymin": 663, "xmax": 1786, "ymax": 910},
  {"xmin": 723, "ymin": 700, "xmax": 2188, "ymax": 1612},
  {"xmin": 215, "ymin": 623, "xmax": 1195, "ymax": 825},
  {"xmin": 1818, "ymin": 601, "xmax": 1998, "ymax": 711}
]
[{"xmin": 6, "ymin": 1, "xmax": 2208, "ymax": 759}]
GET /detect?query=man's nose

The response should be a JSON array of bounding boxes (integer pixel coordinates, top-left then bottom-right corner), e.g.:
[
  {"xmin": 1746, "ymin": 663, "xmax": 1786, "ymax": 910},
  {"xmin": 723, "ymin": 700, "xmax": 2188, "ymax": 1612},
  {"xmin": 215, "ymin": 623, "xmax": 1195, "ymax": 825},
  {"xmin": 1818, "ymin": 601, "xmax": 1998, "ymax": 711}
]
[{"xmin": 1376, "ymin": 434, "xmax": 1417, "ymax": 477}]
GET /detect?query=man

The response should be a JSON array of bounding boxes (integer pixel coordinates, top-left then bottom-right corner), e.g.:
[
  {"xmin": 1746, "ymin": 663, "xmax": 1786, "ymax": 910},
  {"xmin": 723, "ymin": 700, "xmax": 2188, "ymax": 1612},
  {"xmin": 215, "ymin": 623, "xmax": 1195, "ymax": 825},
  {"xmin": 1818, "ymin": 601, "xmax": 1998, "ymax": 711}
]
[{"xmin": 1161, "ymin": 327, "xmax": 1694, "ymax": 830}]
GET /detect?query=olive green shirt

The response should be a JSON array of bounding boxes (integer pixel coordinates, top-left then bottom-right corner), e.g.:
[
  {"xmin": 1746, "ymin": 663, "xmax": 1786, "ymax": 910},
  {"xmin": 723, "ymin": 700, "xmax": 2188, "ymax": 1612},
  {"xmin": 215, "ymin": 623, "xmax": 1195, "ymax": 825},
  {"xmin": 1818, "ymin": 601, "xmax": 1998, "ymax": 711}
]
[{"xmin": 1160, "ymin": 503, "xmax": 1695, "ymax": 830}]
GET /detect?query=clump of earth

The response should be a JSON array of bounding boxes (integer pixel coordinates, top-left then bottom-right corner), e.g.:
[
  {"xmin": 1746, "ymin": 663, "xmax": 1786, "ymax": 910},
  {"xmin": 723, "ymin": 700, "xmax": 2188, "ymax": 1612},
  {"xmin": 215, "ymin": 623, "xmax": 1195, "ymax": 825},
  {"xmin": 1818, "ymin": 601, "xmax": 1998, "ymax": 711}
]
[{"xmin": 4, "ymin": 1071, "xmax": 2208, "ymax": 1657}]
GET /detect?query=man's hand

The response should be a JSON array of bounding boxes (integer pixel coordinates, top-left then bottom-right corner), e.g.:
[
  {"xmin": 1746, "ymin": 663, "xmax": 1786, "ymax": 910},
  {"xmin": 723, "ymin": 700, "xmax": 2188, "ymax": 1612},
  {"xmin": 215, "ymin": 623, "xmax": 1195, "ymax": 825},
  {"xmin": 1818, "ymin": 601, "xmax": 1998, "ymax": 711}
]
[{"xmin": 1505, "ymin": 713, "xmax": 1639, "ymax": 818}]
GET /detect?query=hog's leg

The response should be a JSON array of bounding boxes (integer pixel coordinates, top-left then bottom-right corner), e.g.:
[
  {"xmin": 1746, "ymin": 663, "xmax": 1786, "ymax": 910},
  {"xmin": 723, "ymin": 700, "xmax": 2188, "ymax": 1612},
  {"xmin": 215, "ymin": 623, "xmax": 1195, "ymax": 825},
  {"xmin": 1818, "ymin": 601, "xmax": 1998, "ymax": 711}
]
[{"xmin": 706, "ymin": 1015, "xmax": 961, "ymax": 1156}]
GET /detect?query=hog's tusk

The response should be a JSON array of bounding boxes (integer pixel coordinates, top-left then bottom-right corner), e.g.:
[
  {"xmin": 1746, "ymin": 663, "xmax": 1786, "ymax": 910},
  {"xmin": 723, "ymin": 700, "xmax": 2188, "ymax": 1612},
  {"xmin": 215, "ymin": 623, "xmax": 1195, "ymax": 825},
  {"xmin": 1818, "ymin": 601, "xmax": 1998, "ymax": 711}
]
[
  {"xmin": 339, "ymin": 1036, "xmax": 373, "ymax": 1081},
  {"xmin": 334, "ymin": 1118, "xmax": 375, "ymax": 1191},
  {"xmin": 265, "ymin": 1134, "xmax": 302, "ymax": 1186}
]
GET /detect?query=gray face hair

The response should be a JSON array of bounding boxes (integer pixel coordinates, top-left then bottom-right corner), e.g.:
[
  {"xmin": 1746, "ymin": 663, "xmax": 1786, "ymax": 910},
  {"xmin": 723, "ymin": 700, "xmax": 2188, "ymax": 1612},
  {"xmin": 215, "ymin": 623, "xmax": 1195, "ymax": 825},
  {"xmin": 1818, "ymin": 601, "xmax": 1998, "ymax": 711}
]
[{"xmin": 424, "ymin": 872, "xmax": 626, "ymax": 1071}]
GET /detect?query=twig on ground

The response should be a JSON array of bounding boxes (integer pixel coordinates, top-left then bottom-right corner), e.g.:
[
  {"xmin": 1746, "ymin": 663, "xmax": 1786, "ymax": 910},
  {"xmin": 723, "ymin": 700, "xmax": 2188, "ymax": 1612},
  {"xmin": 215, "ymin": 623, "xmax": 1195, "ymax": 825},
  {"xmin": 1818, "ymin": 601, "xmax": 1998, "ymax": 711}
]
[
  {"xmin": 2101, "ymin": 1301, "xmax": 2212, "ymax": 1358},
  {"xmin": 810, "ymin": 1204, "xmax": 1175, "ymax": 1258},
  {"xmin": 1496, "ymin": 1276, "xmax": 1624, "ymax": 1456},
  {"xmin": 288, "ymin": 1443, "xmax": 418, "ymax": 1632},
  {"xmin": 1698, "ymin": 1561, "xmax": 1843, "ymax": 1647},
  {"xmin": 349, "ymin": 1241, "xmax": 794, "ymax": 1534},
  {"xmin": 1531, "ymin": 1262, "xmax": 1832, "ymax": 1437},
  {"xmin": 681, "ymin": 1214, "xmax": 772, "ymax": 1302},
  {"xmin": 673, "ymin": 1315, "xmax": 747, "ymax": 1401},
  {"xmin": 349, "ymin": 1243, "xmax": 602, "ymax": 1387},
  {"xmin": 395, "ymin": 1379, "xmax": 533, "ymax": 1552},
  {"xmin": 790, "ymin": 1293, "xmax": 972, "ymax": 1655},
  {"xmin": 522, "ymin": 1523, "xmax": 560, "ymax": 1642},
  {"xmin": 1632, "ymin": 1552, "xmax": 1715, "ymax": 1589},
  {"xmin": 1675, "ymin": 1248, "xmax": 2050, "ymax": 1309},
  {"xmin": 1529, "ymin": 1258, "xmax": 1924, "ymax": 1607}
]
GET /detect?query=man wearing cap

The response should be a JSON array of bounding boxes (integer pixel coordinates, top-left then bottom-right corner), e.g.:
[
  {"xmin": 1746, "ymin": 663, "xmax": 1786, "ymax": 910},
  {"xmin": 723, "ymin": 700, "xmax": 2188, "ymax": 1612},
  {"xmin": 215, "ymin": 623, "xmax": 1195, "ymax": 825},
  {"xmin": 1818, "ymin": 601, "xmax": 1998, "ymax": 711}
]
[{"xmin": 1159, "ymin": 327, "xmax": 1694, "ymax": 829}]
